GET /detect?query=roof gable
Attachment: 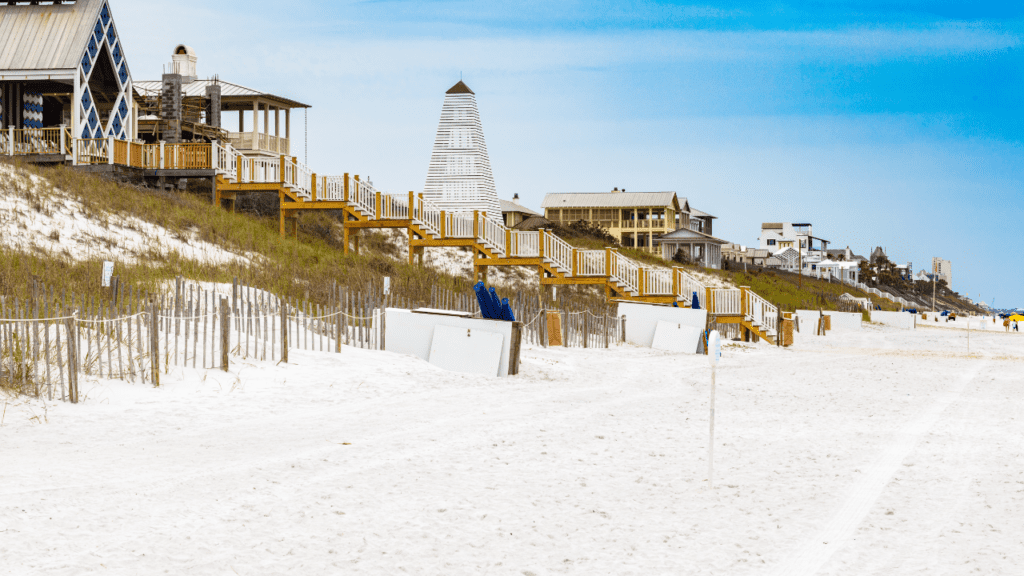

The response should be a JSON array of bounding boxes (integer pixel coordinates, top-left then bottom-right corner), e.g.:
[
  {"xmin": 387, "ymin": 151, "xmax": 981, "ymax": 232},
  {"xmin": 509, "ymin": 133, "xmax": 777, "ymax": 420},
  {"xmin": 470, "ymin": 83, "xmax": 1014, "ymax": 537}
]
[{"xmin": 0, "ymin": 0, "xmax": 107, "ymax": 71}]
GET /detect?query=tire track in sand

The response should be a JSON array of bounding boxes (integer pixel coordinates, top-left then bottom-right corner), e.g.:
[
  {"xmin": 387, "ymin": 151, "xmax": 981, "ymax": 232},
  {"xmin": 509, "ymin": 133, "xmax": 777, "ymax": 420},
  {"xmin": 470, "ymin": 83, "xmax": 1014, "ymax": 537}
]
[{"xmin": 767, "ymin": 355, "xmax": 988, "ymax": 576}]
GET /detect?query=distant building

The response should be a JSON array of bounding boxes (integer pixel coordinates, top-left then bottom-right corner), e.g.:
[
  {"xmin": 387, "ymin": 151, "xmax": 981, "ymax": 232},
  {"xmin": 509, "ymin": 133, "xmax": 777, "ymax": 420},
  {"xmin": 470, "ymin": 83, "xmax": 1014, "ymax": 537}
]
[
  {"xmin": 722, "ymin": 244, "xmax": 770, "ymax": 266},
  {"xmin": 932, "ymin": 257, "xmax": 952, "ymax": 286},
  {"xmin": 759, "ymin": 223, "xmax": 830, "ymax": 253},
  {"xmin": 541, "ymin": 189, "xmax": 688, "ymax": 253},
  {"xmin": 422, "ymin": 81, "xmax": 501, "ymax": 219},
  {"xmin": 499, "ymin": 194, "xmax": 540, "ymax": 228}
]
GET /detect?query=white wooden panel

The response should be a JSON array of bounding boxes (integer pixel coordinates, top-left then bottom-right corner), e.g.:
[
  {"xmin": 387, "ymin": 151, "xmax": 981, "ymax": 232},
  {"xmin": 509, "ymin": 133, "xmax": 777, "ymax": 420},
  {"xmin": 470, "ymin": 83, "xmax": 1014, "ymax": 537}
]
[
  {"xmin": 618, "ymin": 301, "xmax": 707, "ymax": 348},
  {"xmin": 428, "ymin": 325, "xmax": 504, "ymax": 377},
  {"xmin": 651, "ymin": 321, "xmax": 703, "ymax": 354}
]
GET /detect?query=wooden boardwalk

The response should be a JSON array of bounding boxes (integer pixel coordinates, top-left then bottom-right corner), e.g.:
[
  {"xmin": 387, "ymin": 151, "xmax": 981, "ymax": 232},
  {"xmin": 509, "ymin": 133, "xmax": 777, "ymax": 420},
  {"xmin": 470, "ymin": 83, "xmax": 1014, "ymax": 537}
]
[{"xmin": 2, "ymin": 131, "xmax": 780, "ymax": 343}]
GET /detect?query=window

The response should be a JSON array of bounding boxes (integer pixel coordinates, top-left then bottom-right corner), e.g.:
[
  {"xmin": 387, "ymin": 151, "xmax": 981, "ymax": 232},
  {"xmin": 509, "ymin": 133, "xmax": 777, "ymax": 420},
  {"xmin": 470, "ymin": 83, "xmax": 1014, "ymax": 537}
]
[
  {"xmin": 767, "ymin": 239, "xmax": 776, "ymax": 246},
  {"xmin": 445, "ymin": 155, "xmax": 474, "ymax": 175}
]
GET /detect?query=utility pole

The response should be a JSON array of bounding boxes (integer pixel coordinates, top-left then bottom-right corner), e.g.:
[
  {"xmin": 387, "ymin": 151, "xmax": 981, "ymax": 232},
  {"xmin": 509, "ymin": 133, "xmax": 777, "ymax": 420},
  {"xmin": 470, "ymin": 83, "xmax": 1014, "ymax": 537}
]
[
  {"xmin": 798, "ymin": 245, "xmax": 803, "ymax": 289},
  {"xmin": 932, "ymin": 264, "xmax": 936, "ymax": 314}
]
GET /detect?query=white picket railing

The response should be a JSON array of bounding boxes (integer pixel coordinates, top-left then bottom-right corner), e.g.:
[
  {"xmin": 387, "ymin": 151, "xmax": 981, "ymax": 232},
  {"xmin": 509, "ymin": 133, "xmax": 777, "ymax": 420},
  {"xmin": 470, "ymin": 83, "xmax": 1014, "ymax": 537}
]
[
  {"xmin": 509, "ymin": 231, "xmax": 539, "ymax": 257},
  {"xmin": 676, "ymin": 269, "xmax": 706, "ymax": 309},
  {"xmin": 412, "ymin": 195, "xmax": 442, "ymax": 237},
  {"xmin": 380, "ymin": 193, "xmax": 410, "ymax": 220},
  {"xmin": 609, "ymin": 251, "xmax": 639, "ymax": 294},
  {"xmin": 479, "ymin": 215, "xmax": 507, "ymax": 256},
  {"xmin": 643, "ymin": 268, "xmax": 673, "ymax": 295},
  {"xmin": 543, "ymin": 232, "xmax": 573, "ymax": 273},
  {"xmin": 446, "ymin": 212, "xmax": 475, "ymax": 238},
  {"xmin": 349, "ymin": 177, "xmax": 377, "ymax": 218},
  {"xmin": 710, "ymin": 289, "xmax": 742, "ymax": 315},
  {"xmin": 576, "ymin": 250, "xmax": 606, "ymax": 277},
  {"xmin": 319, "ymin": 176, "xmax": 345, "ymax": 201},
  {"xmin": 291, "ymin": 159, "xmax": 313, "ymax": 198},
  {"xmin": 746, "ymin": 290, "xmax": 778, "ymax": 334}
]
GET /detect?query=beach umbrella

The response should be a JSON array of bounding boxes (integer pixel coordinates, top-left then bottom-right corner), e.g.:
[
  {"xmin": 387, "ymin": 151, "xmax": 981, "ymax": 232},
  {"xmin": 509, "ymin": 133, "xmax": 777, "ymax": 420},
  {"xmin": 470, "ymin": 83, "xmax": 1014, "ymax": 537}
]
[{"xmin": 1008, "ymin": 314, "xmax": 1024, "ymax": 322}]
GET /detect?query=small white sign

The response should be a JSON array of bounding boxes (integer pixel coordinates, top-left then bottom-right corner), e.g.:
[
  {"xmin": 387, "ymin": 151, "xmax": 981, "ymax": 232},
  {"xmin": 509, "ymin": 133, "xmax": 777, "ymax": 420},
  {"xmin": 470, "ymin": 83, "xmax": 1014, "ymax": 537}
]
[
  {"xmin": 383, "ymin": 277, "xmax": 391, "ymax": 295},
  {"xmin": 101, "ymin": 261, "xmax": 114, "ymax": 287},
  {"xmin": 708, "ymin": 330, "xmax": 721, "ymax": 366}
]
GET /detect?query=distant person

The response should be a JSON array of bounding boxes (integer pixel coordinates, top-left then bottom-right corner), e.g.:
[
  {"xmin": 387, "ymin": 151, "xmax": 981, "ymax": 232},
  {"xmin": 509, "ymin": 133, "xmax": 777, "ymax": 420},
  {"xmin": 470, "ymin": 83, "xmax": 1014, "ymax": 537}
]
[{"xmin": 1015, "ymin": 320, "xmax": 1019, "ymax": 332}]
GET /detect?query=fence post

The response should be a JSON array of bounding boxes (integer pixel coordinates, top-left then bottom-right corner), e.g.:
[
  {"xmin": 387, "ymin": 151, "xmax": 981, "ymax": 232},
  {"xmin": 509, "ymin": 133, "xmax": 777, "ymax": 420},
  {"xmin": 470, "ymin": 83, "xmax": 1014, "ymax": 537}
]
[
  {"xmin": 280, "ymin": 300, "xmax": 288, "ymax": 363},
  {"xmin": 7, "ymin": 125, "xmax": 13, "ymax": 154},
  {"xmin": 220, "ymin": 297, "xmax": 230, "ymax": 371},
  {"xmin": 150, "ymin": 301, "xmax": 160, "ymax": 386},
  {"xmin": 211, "ymin": 140, "xmax": 219, "ymax": 171},
  {"xmin": 65, "ymin": 317, "xmax": 78, "ymax": 403},
  {"xmin": 159, "ymin": 141, "xmax": 166, "ymax": 169},
  {"xmin": 59, "ymin": 124, "xmax": 66, "ymax": 155},
  {"xmin": 107, "ymin": 135, "xmax": 115, "ymax": 165},
  {"xmin": 620, "ymin": 315, "xmax": 626, "ymax": 344},
  {"xmin": 583, "ymin": 312, "xmax": 589, "ymax": 348},
  {"xmin": 379, "ymin": 305, "xmax": 386, "ymax": 351}
]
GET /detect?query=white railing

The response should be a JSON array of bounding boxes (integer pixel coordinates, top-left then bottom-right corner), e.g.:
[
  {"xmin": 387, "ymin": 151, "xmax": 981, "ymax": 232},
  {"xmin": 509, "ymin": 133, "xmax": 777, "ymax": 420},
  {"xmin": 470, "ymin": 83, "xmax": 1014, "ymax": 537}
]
[
  {"xmin": 5, "ymin": 127, "xmax": 66, "ymax": 155},
  {"xmin": 350, "ymin": 177, "xmax": 377, "ymax": 218},
  {"xmin": 509, "ymin": 231, "xmax": 539, "ymax": 257},
  {"xmin": 216, "ymin": 142, "xmax": 237, "ymax": 177},
  {"xmin": 412, "ymin": 195, "xmax": 442, "ymax": 237},
  {"xmin": 676, "ymin": 269, "xmax": 706, "ymax": 309},
  {"xmin": 643, "ymin": 268, "xmax": 673, "ymax": 295},
  {"xmin": 249, "ymin": 156, "xmax": 281, "ymax": 184},
  {"xmin": 543, "ymin": 232, "xmax": 573, "ymax": 273},
  {"xmin": 709, "ymin": 288, "xmax": 742, "ymax": 315},
  {"xmin": 380, "ymin": 193, "xmax": 410, "ymax": 220},
  {"xmin": 291, "ymin": 159, "xmax": 313, "ymax": 198},
  {"xmin": 479, "ymin": 215, "xmax": 507, "ymax": 256},
  {"xmin": 576, "ymin": 250, "xmax": 606, "ymax": 277},
  {"xmin": 446, "ymin": 212, "xmax": 475, "ymax": 238},
  {"xmin": 609, "ymin": 251, "xmax": 639, "ymax": 294},
  {"xmin": 746, "ymin": 290, "xmax": 778, "ymax": 334},
  {"xmin": 320, "ymin": 175, "xmax": 345, "ymax": 201}
]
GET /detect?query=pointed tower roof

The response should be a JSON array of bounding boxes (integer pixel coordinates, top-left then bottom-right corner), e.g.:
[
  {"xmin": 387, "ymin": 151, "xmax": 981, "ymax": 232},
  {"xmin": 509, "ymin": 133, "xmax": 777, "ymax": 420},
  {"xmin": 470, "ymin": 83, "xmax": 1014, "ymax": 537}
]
[
  {"xmin": 423, "ymin": 81, "xmax": 500, "ymax": 219},
  {"xmin": 446, "ymin": 80, "xmax": 474, "ymax": 95}
]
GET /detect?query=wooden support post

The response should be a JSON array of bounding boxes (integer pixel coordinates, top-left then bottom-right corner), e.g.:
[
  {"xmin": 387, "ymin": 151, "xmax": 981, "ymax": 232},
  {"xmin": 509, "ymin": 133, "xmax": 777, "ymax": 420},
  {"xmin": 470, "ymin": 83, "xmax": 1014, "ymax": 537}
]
[
  {"xmin": 473, "ymin": 210, "xmax": 479, "ymax": 239},
  {"xmin": 343, "ymin": 172, "xmax": 350, "ymax": 202},
  {"xmin": 375, "ymin": 191, "xmax": 381, "ymax": 219},
  {"xmin": 539, "ymin": 229, "xmax": 546, "ymax": 258},
  {"xmin": 279, "ymin": 194, "xmax": 287, "ymax": 236},
  {"xmin": 606, "ymin": 247, "xmax": 612, "ymax": 277},
  {"xmin": 706, "ymin": 287, "xmax": 713, "ymax": 314},
  {"xmin": 572, "ymin": 249, "xmax": 578, "ymax": 276},
  {"xmin": 639, "ymin": 268, "xmax": 645, "ymax": 296},
  {"xmin": 408, "ymin": 191, "xmax": 415, "ymax": 219},
  {"xmin": 311, "ymin": 172, "xmax": 317, "ymax": 202},
  {"xmin": 440, "ymin": 211, "xmax": 447, "ymax": 238},
  {"xmin": 279, "ymin": 155, "xmax": 286, "ymax": 184},
  {"xmin": 741, "ymin": 286, "xmax": 749, "ymax": 317},
  {"xmin": 672, "ymin": 267, "xmax": 679, "ymax": 296},
  {"xmin": 220, "ymin": 297, "xmax": 230, "ymax": 371},
  {"xmin": 342, "ymin": 225, "xmax": 350, "ymax": 255},
  {"xmin": 506, "ymin": 229, "xmax": 512, "ymax": 255}
]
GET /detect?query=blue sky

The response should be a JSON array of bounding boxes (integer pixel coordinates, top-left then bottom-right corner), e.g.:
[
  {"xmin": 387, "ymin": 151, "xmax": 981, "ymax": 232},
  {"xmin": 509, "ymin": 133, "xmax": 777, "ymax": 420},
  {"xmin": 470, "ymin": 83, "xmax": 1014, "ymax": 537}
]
[{"xmin": 117, "ymin": 1, "xmax": 1023, "ymax": 307}]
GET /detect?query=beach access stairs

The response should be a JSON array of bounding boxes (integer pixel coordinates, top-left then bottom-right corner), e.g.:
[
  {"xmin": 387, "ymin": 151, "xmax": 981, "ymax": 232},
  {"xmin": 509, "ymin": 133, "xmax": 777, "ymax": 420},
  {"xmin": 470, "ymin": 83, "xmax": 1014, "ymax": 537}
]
[{"xmin": 1, "ymin": 131, "xmax": 778, "ymax": 343}]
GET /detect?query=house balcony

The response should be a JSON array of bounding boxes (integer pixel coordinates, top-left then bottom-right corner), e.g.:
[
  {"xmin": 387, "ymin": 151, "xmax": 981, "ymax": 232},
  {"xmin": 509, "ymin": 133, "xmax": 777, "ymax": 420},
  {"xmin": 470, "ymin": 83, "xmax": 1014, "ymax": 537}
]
[{"xmin": 225, "ymin": 132, "xmax": 290, "ymax": 156}]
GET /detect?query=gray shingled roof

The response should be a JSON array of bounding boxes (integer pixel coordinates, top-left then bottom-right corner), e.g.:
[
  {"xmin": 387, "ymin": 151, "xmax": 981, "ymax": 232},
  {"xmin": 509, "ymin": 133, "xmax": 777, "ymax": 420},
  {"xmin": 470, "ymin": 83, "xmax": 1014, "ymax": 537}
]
[
  {"xmin": 689, "ymin": 207, "xmax": 717, "ymax": 219},
  {"xmin": 541, "ymin": 192, "xmax": 679, "ymax": 209},
  {"xmin": 0, "ymin": 0, "xmax": 106, "ymax": 71}
]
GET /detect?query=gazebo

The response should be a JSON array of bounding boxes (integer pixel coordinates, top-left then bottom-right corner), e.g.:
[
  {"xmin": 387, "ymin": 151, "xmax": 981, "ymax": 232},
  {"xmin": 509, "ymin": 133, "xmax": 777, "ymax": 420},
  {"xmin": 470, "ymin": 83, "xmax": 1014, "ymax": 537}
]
[{"xmin": 654, "ymin": 227, "xmax": 727, "ymax": 269}]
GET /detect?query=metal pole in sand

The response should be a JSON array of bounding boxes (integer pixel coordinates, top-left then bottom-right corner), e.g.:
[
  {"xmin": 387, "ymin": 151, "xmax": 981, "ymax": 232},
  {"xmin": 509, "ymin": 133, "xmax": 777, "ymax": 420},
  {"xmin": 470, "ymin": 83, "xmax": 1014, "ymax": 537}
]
[{"xmin": 707, "ymin": 330, "xmax": 721, "ymax": 489}]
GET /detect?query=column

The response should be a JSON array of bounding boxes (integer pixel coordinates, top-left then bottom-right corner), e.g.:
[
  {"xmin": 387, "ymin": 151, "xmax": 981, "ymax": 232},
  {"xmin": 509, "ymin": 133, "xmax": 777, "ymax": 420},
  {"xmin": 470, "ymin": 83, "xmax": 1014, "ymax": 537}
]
[{"xmin": 251, "ymin": 99, "xmax": 258, "ymax": 149}]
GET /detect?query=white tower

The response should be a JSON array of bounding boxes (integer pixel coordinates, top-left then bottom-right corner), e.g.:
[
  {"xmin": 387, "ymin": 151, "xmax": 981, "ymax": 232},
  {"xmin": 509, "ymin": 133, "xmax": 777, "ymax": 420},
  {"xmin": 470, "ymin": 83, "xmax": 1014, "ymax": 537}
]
[{"xmin": 423, "ymin": 81, "xmax": 501, "ymax": 219}]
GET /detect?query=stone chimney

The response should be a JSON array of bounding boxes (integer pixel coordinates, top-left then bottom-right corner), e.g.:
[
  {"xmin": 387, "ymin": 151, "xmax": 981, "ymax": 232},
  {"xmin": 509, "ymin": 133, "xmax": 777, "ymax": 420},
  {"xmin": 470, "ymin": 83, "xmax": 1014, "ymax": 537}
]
[
  {"xmin": 160, "ymin": 73, "xmax": 182, "ymax": 143},
  {"xmin": 205, "ymin": 80, "xmax": 221, "ymax": 129}
]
